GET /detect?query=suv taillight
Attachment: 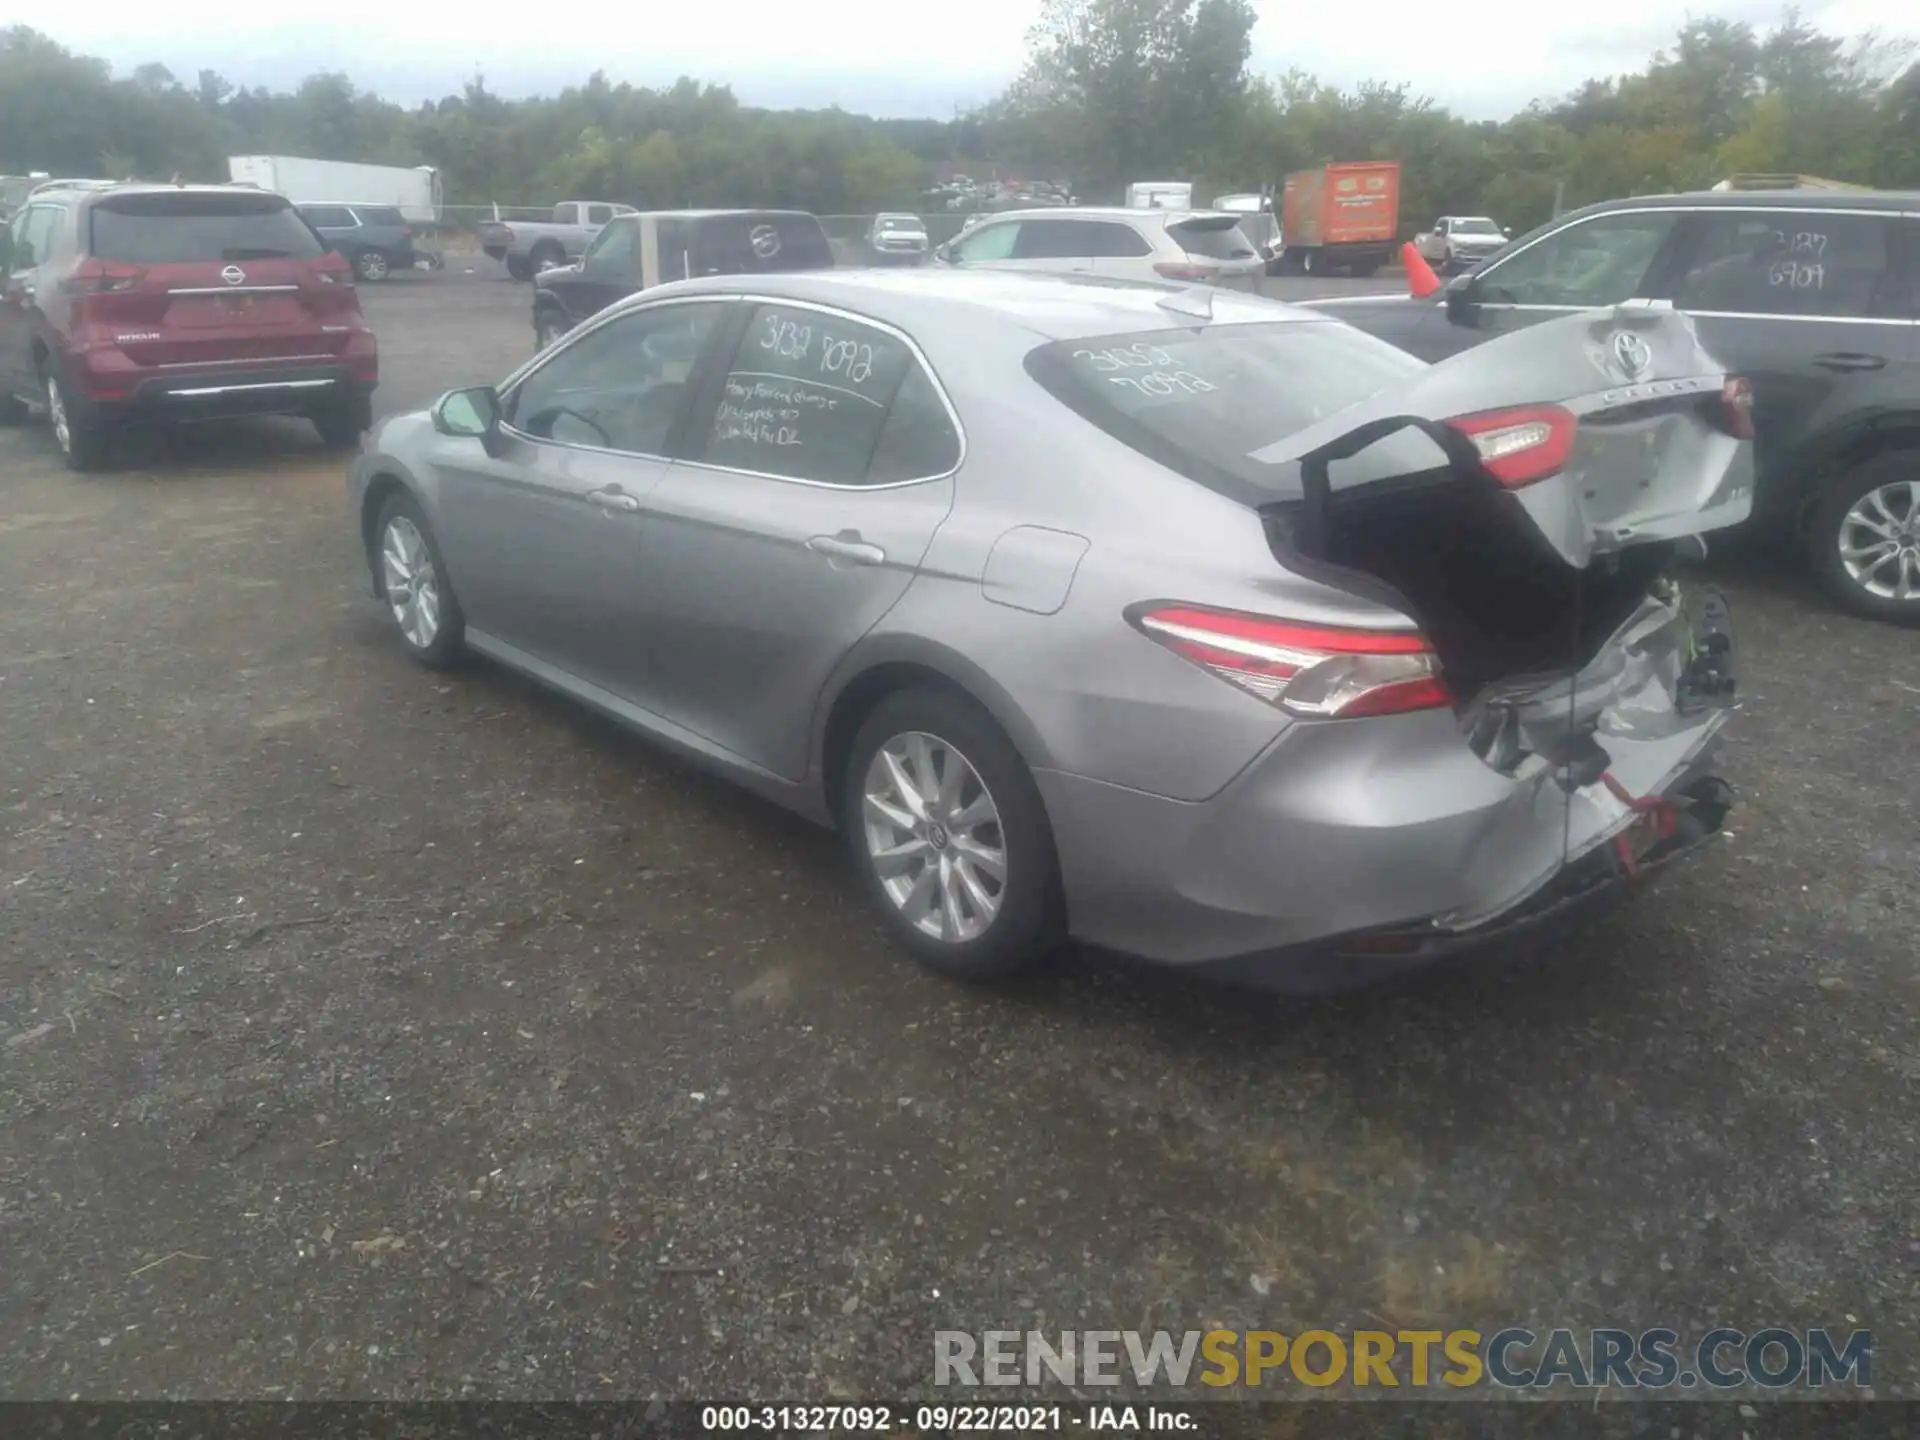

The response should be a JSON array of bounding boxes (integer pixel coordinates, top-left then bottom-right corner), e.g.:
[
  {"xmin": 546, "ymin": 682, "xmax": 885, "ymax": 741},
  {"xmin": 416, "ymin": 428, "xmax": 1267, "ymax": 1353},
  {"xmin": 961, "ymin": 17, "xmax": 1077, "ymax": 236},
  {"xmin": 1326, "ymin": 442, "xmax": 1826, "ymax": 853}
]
[
  {"xmin": 61, "ymin": 258, "xmax": 144, "ymax": 296},
  {"xmin": 1131, "ymin": 604, "xmax": 1449, "ymax": 719},
  {"xmin": 312, "ymin": 255, "xmax": 354, "ymax": 286},
  {"xmin": 1154, "ymin": 261, "xmax": 1217, "ymax": 282},
  {"xmin": 1716, "ymin": 376, "xmax": 1755, "ymax": 439},
  {"xmin": 1446, "ymin": 404, "xmax": 1577, "ymax": 489},
  {"xmin": 400, "ymin": 226, "xmax": 413, "ymax": 238}
]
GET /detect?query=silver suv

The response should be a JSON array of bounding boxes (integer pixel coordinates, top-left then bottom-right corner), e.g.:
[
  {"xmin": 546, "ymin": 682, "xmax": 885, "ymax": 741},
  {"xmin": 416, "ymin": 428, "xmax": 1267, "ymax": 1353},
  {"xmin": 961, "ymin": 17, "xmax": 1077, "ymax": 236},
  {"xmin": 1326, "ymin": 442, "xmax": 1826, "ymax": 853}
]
[{"xmin": 933, "ymin": 206, "xmax": 1266, "ymax": 290}]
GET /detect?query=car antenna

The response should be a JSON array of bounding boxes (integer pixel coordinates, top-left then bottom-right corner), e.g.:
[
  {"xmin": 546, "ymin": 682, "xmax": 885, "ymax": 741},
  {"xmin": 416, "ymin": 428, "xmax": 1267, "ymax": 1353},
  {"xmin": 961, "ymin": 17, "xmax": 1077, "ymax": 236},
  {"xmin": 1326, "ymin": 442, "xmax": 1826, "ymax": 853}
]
[{"xmin": 1156, "ymin": 286, "xmax": 1213, "ymax": 321}]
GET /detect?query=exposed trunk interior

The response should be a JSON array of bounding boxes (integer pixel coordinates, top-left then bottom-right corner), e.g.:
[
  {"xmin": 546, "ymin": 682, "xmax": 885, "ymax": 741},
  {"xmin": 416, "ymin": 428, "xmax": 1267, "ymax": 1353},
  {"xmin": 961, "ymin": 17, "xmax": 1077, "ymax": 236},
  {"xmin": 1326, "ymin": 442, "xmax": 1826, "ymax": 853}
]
[{"xmin": 1267, "ymin": 472, "xmax": 1676, "ymax": 701}]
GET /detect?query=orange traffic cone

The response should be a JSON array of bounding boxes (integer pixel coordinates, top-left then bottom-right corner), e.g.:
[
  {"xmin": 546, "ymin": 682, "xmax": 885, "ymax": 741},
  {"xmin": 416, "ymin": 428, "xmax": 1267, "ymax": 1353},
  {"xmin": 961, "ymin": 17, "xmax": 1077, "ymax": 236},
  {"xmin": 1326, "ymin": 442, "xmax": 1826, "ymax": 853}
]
[{"xmin": 1402, "ymin": 241, "xmax": 1444, "ymax": 299}]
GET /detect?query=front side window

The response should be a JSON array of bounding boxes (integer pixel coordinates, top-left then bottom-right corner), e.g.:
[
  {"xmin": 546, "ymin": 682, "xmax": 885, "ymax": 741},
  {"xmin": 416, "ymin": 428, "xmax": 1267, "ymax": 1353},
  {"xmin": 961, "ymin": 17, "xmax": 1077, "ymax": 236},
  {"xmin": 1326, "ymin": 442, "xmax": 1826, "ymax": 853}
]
[
  {"xmin": 356, "ymin": 206, "xmax": 406, "ymax": 227},
  {"xmin": 14, "ymin": 204, "xmax": 61, "ymax": 268},
  {"xmin": 692, "ymin": 302, "xmax": 947, "ymax": 485},
  {"xmin": 951, "ymin": 222, "xmax": 1019, "ymax": 263},
  {"xmin": 582, "ymin": 216, "xmax": 639, "ymax": 276},
  {"xmin": 1673, "ymin": 210, "xmax": 1899, "ymax": 319},
  {"xmin": 504, "ymin": 301, "xmax": 727, "ymax": 454},
  {"xmin": 1476, "ymin": 211, "xmax": 1678, "ymax": 308}
]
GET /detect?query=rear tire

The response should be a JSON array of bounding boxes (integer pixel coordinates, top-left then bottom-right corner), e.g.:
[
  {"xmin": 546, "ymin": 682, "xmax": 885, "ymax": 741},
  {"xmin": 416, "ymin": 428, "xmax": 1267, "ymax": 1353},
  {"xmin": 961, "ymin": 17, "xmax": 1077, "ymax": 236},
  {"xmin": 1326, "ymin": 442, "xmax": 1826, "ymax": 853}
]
[
  {"xmin": 1807, "ymin": 450, "xmax": 1920, "ymax": 626},
  {"xmin": 353, "ymin": 249, "xmax": 391, "ymax": 282},
  {"xmin": 313, "ymin": 393, "xmax": 373, "ymax": 451},
  {"xmin": 373, "ymin": 491, "xmax": 466, "ymax": 667},
  {"xmin": 43, "ymin": 362, "xmax": 106, "ymax": 472},
  {"xmin": 505, "ymin": 256, "xmax": 533, "ymax": 282},
  {"xmin": 841, "ymin": 688, "xmax": 1064, "ymax": 981}
]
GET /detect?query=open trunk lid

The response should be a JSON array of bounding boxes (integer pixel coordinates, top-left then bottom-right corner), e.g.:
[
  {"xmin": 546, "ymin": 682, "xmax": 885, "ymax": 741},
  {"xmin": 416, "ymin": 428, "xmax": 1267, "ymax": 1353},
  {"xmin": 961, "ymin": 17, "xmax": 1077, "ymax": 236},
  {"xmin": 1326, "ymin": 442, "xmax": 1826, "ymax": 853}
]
[{"xmin": 1249, "ymin": 306, "xmax": 1756, "ymax": 567}]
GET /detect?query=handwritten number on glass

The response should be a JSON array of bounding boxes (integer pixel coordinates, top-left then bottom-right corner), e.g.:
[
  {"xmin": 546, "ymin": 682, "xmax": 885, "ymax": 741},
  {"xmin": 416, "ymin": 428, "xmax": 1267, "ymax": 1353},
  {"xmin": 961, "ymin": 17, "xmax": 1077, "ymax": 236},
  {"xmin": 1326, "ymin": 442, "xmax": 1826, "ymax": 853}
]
[{"xmin": 760, "ymin": 314, "xmax": 813, "ymax": 360}]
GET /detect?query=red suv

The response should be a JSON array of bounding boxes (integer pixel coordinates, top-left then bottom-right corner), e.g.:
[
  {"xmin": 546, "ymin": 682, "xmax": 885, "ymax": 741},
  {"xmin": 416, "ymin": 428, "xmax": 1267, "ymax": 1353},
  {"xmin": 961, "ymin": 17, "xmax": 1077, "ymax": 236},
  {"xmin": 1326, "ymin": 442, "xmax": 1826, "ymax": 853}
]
[{"xmin": 0, "ymin": 183, "xmax": 378, "ymax": 470}]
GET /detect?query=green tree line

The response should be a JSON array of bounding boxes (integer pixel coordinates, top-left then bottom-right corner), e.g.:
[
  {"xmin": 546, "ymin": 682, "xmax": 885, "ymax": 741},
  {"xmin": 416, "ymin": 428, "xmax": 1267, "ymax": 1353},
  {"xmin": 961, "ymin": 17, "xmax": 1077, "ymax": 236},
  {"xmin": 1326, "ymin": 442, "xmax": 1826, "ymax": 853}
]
[{"xmin": 2, "ymin": 7, "xmax": 1915, "ymax": 232}]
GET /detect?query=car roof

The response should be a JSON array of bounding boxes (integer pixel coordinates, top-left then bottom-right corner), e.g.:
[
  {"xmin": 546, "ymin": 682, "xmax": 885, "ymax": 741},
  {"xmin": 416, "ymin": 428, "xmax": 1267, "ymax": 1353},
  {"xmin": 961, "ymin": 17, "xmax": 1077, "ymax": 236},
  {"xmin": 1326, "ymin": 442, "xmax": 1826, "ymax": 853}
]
[
  {"xmin": 625, "ymin": 267, "xmax": 1326, "ymax": 341},
  {"xmin": 53, "ymin": 183, "xmax": 295, "ymax": 206},
  {"xmin": 1575, "ymin": 188, "xmax": 1919, "ymax": 215},
  {"xmin": 624, "ymin": 208, "xmax": 824, "ymax": 221},
  {"xmin": 968, "ymin": 206, "xmax": 1236, "ymax": 226}
]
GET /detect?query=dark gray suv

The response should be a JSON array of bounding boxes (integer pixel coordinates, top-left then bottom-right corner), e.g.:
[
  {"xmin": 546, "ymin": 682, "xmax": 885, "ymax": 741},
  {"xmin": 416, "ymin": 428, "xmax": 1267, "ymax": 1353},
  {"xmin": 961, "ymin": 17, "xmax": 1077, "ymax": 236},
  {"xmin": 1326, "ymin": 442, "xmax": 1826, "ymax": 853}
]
[
  {"xmin": 1309, "ymin": 190, "xmax": 1920, "ymax": 623},
  {"xmin": 297, "ymin": 203, "xmax": 418, "ymax": 282}
]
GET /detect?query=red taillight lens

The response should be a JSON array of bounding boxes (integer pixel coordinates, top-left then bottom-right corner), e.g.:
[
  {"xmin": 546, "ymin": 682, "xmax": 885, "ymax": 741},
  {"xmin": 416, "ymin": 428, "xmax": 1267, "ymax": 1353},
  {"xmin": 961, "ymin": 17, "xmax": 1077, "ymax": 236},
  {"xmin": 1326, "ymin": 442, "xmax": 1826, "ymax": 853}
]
[
  {"xmin": 400, "ymin": 226, "xmax": 413, "ymax": 238},
  {"xmin": 1132, "ymin": 605, "xmax": 1449, "ymax": 719},
  {"xmin": 1717, "ymin": 376, "xmax": 1754, "ymax": 439},
  {"xmin": 1446, "ymin": 404, "xmax": 1576, "ymax": 489},
  {"xmin": 1154, "ymin": 261, "xmax": 1217, "ymax": 282},
  {"xmin": 61, "ymin": 258, "xmax": 145, "ymax": 296},
  {"xmin": 312, "ymin": 256, "xmax": 353, "ymax": 286},
  {"xmin": 500, "ymin": 226, "xmax": 515, "ymax": 242}
]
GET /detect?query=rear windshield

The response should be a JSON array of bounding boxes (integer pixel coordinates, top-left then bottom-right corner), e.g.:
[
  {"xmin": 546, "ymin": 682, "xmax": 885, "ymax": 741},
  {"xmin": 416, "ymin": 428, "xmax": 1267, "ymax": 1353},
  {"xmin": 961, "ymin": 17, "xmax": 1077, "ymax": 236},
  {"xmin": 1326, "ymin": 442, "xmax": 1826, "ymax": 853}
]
[
  {"xmin": 659, "ymin": 213, "xmax": 834, "ymax": 279},
  {"xmin": 1025, "ymin": 321, "xmax": 1428, "ymax": 502},
  {"xmin": 1168, "ymin": 218, "xmax": 1257, "ymax": 260},
  {"xmin": 90, "ymin": 193, "xmax": 325, "ymax": 264},
  {"xmin": 356, "ymin": 206, "xmax": 406, "ymax": 226}
]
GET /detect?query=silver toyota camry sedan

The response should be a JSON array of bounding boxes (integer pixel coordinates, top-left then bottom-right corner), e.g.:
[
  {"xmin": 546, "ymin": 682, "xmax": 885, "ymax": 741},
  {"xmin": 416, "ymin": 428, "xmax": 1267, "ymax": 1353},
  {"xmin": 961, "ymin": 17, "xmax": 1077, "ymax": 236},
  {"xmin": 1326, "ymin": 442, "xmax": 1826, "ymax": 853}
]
[{"xmin": 349, "ymin": 269, "xmax": 1753, "ymax": 989}]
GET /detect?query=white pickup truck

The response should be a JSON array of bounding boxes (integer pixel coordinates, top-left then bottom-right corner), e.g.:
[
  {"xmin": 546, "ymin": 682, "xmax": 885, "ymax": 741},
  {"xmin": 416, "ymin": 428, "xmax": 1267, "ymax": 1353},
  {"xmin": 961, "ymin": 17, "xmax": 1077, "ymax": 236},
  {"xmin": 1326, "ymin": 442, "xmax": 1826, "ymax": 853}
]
[
  {"xmin": 478, "ymin": 201, "xmax": 635, "ymax": 281},
  {"xmin": 1413, "ymin": 215, "xmax": 1510, "ymax": 273}
]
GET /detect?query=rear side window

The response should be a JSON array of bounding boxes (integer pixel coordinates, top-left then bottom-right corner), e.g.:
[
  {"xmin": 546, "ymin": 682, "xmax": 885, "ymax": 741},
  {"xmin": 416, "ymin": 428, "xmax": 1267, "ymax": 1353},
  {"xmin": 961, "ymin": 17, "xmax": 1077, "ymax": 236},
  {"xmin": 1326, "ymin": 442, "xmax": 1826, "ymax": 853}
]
[
  {"xmin": 90, "ymin": 193, "xmax": 324, "ymax": 264},
  {"xmin": 356, "ymin": 206, "xmax": 406, "ymax": 227},
  {"xmin": 1168, "ymin": 218, "xmax": 1257, "ymax": 260},
  {"xmin": 586, "ymin": 204, "xmax": 615, "ymax": 226},
  {"xmin": 1673, "ymin": 210, "xmax": 1901, "ymax": 319},
  {"xmin": 301, "ymin": 205, "xmax": 355, "ymax": 229},
  {"xmin": 1013, "ymin": 220, "xmax": 1150, "ymax": 259},
  {"xmin": 694, "ymin": 303, "xmax": 953, "ymax": 484},
  {"xmin": 691, "ymin": 214, "xmax": 834, "ymax": 276},
  {"xmin": 1025, "ymin": 321, "xmax": 1427, "ymax": 501}
]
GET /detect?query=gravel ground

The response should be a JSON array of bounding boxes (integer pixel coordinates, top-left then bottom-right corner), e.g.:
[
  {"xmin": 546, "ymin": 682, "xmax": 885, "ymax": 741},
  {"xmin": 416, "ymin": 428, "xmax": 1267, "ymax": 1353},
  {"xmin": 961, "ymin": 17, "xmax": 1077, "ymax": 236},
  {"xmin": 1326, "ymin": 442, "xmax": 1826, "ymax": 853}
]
[{"xmin": 1, "ymin": 264, "xmax": 1915, "ymax": 1404}]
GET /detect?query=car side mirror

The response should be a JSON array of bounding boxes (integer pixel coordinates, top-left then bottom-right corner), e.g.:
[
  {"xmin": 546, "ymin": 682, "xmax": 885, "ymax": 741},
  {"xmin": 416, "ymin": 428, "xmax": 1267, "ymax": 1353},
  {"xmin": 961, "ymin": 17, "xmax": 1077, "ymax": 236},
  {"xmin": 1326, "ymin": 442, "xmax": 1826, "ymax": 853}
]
[
  {"xmin": 1444, "ymin": 271, "xmax": 1480, "ymax": 325},
  {"xmin": 432, "ymin": 385, "xmax": 503, "ymax": 457}
]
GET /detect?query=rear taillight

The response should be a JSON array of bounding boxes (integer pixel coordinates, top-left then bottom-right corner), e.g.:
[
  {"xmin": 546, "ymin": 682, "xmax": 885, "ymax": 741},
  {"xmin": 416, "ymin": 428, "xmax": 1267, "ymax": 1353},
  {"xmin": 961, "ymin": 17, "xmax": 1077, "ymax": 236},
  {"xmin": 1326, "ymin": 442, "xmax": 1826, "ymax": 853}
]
[
  {"xmin": 1132, "ymin": 604, "xmax": 1449, "ymax": 719},
  {"xmin": 312, "ymin": 256, "xmax": 353, "ymax": 286},
  {"xmin": 61, "ymin": 258, "xmax": 144, "ymax": 296},
  {"xmin": 1446, "ymin": 404, "xmax": 1576, "ymax": 489},
  {"xmin": 500, "ymin": 226, "xmax": 516, "ymax": 242},
  {"xmin": 1716, "ymin": 376, "xmax": 1754, "ymax": 439},
  {"xmin": 1154, "ymin": 261, "xmax": 1217, "ymax": 282},
  {"xmin": 400, "ymin": 227, "xmax": 413, "ymax": 238}
]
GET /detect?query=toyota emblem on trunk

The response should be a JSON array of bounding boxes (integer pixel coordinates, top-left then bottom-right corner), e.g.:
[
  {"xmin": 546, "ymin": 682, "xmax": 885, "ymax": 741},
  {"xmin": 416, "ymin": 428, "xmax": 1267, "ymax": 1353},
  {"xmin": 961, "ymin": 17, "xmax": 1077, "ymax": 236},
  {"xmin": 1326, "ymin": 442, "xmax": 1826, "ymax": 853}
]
[
  {"xmin": 748, "ymin": 225, "xmax": 781, "ymax": 260},
  {"xmin": 221, "ymin": 265, "xmax": 246, "ymax": 286},
  {"xmin": 1610, "ymin": 330, "xmax": 1652, "ymax": 381}
]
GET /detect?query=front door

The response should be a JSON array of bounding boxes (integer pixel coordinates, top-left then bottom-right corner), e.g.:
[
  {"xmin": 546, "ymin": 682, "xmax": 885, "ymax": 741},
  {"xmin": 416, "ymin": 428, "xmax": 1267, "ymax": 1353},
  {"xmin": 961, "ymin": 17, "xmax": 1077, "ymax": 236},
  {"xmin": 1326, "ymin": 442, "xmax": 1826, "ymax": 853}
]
[
  {"xmin": 1663, "ymin": 206, "xmax": 1920, "ymax": 526},
  {"xmin": 429, "ymin": 298, "xmax": 735, "ymax": 697},
  {"xmin": 562, "ymin": 214, "xmax": 641, "ymax": 320},
  {"xmin": 634, "ymin": 298, "xmax": 961, "ymax": 780},
  {"xmin": 1451, "ymin": 207, "xmax": 1685, "ymax": 345}
]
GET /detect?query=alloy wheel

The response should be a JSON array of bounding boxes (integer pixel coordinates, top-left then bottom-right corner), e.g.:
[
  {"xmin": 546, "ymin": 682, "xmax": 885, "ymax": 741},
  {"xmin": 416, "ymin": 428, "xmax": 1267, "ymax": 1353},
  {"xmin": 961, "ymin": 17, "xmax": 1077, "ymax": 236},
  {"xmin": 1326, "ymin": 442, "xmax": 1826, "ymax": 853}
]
[
  {"xmin": 861, "ymin": 731, "xmax": 1007, "ymax": 943},
  {"xmin": 1838, "ymin": 478, "xmax": 1919, "ymax": 602},
  {"xmin": 381, "ymin": 515, "xmax": 441, "ymax": 650},
  {"xmin": 359, "ymin": 252, "xmax": 389, "ymax": 281},
  {"xmin": 45, "ymin": 373, "xmax": 70, "ymax": 455}
]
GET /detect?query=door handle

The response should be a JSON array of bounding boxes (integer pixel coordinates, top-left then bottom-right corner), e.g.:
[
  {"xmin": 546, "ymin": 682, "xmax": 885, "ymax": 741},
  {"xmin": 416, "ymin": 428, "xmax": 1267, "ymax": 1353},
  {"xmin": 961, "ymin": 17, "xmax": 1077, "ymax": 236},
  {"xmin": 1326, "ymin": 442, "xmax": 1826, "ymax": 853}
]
[
  {"xmin": 1813, "ymin": 352, "xmax": 1886, "ymax": 373},
  {"xmin": 806, "ymin": 534, "xmax": 886, "ymax": 566},
  {"xmin": 587, "ymin": 489, "xmax": 639, "ymax": 512}
]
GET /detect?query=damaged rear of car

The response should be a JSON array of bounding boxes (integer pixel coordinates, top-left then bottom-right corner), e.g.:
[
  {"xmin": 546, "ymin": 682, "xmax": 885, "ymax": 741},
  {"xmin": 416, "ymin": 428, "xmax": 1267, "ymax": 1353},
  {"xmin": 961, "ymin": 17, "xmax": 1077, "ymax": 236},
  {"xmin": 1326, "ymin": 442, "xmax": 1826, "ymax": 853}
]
[{"xmin": 1026, "ymin": 305, "xmax": 1752, "ymax": 987}]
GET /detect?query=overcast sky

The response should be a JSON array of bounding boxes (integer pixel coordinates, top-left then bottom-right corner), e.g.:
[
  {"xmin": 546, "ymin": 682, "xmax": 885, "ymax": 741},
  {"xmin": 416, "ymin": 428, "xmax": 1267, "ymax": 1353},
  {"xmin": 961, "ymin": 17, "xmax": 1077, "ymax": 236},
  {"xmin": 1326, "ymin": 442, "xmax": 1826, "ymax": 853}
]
[{"xmin": 31, "ymin": 0, "xmax": 1915, "ymax": 121}]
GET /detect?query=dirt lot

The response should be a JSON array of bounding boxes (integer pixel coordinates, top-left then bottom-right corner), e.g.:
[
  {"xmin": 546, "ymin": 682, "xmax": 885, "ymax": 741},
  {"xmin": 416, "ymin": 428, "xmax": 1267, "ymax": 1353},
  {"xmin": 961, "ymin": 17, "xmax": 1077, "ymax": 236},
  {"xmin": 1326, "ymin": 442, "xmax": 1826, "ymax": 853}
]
[{"xmin": 1, "ymin": 265, "xmax": 1915, "ymax": 1403}]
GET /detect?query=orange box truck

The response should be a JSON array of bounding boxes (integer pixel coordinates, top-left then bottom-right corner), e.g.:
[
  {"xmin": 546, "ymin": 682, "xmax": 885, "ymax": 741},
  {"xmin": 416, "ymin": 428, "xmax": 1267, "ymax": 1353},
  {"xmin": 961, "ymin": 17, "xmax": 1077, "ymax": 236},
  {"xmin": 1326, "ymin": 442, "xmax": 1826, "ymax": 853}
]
[{"xmin": 1279, "ymin": 161, "xmax": 1401, "ymax": 276}]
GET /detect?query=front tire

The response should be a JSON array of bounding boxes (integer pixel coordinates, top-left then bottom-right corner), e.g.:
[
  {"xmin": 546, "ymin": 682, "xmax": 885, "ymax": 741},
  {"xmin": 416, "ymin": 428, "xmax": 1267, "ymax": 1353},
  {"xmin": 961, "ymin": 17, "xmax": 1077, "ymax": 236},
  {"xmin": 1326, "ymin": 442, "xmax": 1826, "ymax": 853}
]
[
  {"xmin": 1808, "ymin": 451, "xmax": 1920, "ymax": 625},
  {"xmin": 374, "ymin": 492, "xmax": 466, "ymax": 666},
  {"xmin": 841, "ymin": 688, "xmax": 1063, "ymax": 981}
]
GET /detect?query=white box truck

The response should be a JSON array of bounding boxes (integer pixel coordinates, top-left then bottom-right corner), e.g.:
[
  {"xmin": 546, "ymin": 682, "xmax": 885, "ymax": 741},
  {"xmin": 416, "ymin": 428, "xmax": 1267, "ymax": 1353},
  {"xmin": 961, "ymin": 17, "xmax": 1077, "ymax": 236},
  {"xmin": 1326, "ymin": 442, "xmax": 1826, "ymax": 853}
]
[{"xmin": 227, "ymin": 156, "xmax": 444, "ymax": 224}]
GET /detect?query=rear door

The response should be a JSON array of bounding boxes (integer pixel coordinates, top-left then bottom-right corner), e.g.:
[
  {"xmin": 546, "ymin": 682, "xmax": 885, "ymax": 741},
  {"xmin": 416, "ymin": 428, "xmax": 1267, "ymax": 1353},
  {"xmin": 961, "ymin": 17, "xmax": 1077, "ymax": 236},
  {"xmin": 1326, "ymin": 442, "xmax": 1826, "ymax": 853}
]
[
  {"xmin": 84, "ymin": 191, "xmax": 350, "ymax": 372},
  {"xmin": 1663, "ymin": 205, "xmax": 1919, "ymax": 525},
  {"xmin": 298, "ymin": 204, "xmax": 356, "ymax": 255},
  {"xmin": 1009, "ymin": 218, "xmax": 1106, "ymax": 275},
  {"xmin": 1, "ymin": 202, "xmax": 61, "ymax": 394},
  {"xmin": 631, "ymin": 298, "xmax": 960, "ymax": 779}
]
